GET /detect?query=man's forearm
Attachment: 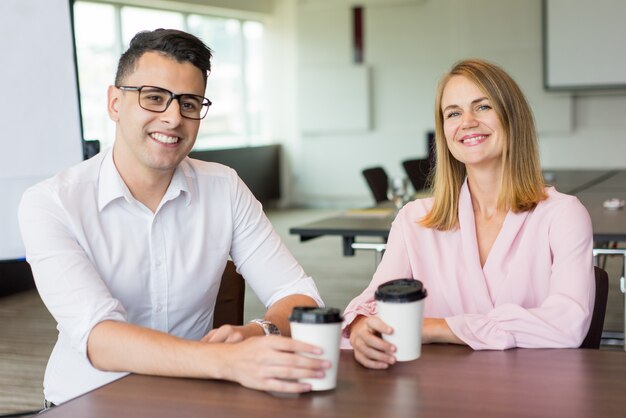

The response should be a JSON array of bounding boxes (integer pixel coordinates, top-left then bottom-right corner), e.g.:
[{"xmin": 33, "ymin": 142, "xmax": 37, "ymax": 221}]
[
  {"xmin": 87, "ymin": 320, "xmax": 226, "ymax": 378},
  {"xmin": 264, "ymin": 294, "xmax": 319, "ymax": 336},
  {"xmin": 87, "ymin": 319, "xmax": 330, "ymax": 394}
]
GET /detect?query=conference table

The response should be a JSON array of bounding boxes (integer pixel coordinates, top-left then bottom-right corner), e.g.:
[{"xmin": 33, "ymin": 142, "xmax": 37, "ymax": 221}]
[
  {"xmin": 39, "ymin": 346, "xmax": 626, "ymax": 418},
  {"xmin": 290, "ymin": 170, "xmax": 626, "ymax": 250}
]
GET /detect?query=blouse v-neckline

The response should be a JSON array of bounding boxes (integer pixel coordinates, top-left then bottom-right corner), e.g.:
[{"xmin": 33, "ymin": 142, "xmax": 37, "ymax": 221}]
[{"xmin": 458, "ymin": 182, "xmax": 530, "ymax": 305}]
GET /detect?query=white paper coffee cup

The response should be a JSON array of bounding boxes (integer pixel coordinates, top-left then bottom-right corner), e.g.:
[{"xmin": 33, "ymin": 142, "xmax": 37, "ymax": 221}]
[
  {"xmin": 375, "ymin": 279, "xmax": 427, "ymax": 362},
  {"xmin": 289, "ymin": 307, "xmax": 343, "ymax": 391}
]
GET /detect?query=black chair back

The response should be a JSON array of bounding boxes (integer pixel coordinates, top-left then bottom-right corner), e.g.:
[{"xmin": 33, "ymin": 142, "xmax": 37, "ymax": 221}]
[
  {"xmin": 362, "ymin": 167, "xmax": 389, "ymax": 203},
  {"xmin": 580, "ymin": 266, "xmax": 609, "ymax": 349},
  {"xmin": 402, "ymin": 158, "xmax": 432, "ymax": 192}
]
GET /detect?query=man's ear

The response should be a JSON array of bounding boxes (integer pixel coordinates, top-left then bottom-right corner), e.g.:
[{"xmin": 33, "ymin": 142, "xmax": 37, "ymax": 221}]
[{"xmin": 107, "ymin": 85, "xmax": 121, "ymax": 122}]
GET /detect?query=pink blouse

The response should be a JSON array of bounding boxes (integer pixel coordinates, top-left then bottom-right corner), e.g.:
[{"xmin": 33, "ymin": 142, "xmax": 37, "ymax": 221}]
[{"xmin": 342, "ymin": 182, "xmax": 595, "ymax": 350}]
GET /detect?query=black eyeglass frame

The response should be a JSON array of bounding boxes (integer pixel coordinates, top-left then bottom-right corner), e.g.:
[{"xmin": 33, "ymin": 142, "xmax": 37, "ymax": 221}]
[{"xmin": 116, "ymin": 85, "xmax": 212, "ymax": 120}]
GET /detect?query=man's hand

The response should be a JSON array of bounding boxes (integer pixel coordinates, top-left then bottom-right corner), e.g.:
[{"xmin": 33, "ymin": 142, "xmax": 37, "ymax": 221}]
[
  {"xmin": 201, "ymin": 323, "xmax": 263, "ymax": 343},
  {"xmin": 348, "ymin": 315, "xmax": 396, "ymax": 369},
  {"xmin": 220, "ymin": 336, "xmax": 330, "ymax": 393}
]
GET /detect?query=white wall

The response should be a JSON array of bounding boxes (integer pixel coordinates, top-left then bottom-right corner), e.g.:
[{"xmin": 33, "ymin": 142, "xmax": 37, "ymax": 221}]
[
  {"xmin": 143, "ymin": 0, "xmax": 626, "ymax": 208},
  {"xmin": 285, "ymin": 0, "xmax": 626, "ymax": 207},
  {"xmin": 263, "ymin": 0, "xmax": 299, "ymax": 208}
]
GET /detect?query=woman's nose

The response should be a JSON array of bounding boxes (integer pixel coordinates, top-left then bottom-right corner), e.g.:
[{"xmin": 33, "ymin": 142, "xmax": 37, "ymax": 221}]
[{"xmin": 461, "ymin": 112, "xmax": 478, "ymax": 128}]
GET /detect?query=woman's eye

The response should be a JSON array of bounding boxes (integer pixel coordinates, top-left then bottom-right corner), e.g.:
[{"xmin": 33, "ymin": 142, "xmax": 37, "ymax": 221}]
[
  {"xmin": 446, "ymin": 111, "xmax": 460, "ymax": 119},
  {"xmin": 478, "ymin": 104, "xmax": 492, "ymax": 111}
]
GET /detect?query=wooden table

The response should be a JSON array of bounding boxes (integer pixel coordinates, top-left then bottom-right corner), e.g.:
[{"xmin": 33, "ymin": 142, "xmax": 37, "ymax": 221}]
[{"xmin": 40, "ymin": 346, "xmax": 626, "ymax": 418}]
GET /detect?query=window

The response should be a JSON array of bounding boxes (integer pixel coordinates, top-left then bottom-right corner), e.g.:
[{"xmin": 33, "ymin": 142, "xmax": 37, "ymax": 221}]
[{"xmin": 73, "ymin": 1, "xmax": 265, "ymax": 151}]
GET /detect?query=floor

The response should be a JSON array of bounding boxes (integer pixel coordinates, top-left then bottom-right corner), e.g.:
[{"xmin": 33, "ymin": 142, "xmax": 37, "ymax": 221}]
[{"xmin": 0, "ymin": 208, "xmax": 624, "ymax": 415}]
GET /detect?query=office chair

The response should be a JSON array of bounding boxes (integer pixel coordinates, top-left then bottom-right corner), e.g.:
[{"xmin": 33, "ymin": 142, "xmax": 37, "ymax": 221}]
[
  {"xmin": 362, "ymin": 166, "xmax": 389, "ymax": 204},
  {"xmin": 213, "ymin": 260, "xmax": 246, "ymax": 327},
  {"xmin": 402, "ymin": 158, "xmax": 432, "ymax": 192},
  {"xmin": 579, "ymin": 266, "xmax": 609, "ymax": 349}
]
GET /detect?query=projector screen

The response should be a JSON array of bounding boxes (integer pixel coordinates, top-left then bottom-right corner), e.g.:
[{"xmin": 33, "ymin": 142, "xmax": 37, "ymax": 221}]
[
  {"xmin": 543, "ymin": 0, "xmax": 626, "ymax": 91},
  {"xmin": 0, "ymin": 0, "xmax": 84, "ymax": 260}
]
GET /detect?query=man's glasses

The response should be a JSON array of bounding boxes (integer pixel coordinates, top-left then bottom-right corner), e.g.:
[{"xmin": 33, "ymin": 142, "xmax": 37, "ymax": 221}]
[{"xmin": 116, "ymin": 85, "xmax": 212, "ymax": 120}]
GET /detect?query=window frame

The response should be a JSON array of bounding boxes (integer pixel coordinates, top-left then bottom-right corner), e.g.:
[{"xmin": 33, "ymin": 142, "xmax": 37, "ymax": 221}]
[{"xmin": 72, "ymin": 0, "xmax": 267, "ymax": 151}]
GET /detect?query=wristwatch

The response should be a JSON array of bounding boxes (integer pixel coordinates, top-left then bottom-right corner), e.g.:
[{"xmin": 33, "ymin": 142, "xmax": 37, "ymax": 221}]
[{"xmin": 249, "ymin": 319, "xmax": 281, "ymax": 336}]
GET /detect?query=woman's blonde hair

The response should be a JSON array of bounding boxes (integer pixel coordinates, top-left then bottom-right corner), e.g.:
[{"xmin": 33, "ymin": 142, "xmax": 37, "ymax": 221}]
[{"xmin": 420, "ymin": 59, "xmax": 546, "ymax": 231}]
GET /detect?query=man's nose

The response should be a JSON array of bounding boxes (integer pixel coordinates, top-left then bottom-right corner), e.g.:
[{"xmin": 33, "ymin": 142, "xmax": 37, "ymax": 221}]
[{"xmin": 159, "ymin": 98, "xmax": 183, "ymax": 125}]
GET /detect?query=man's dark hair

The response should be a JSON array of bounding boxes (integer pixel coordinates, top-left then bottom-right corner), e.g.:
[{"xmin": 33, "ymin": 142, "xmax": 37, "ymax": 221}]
[{"xmin": 115, "ymin": 29, "xmax": 213, "ymax": 86}]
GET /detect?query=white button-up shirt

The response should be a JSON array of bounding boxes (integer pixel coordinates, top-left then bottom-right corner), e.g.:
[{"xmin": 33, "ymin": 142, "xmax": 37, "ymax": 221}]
[{"xmin": 18, "ymin": 149, "xmax": 322, "ymax": 404}]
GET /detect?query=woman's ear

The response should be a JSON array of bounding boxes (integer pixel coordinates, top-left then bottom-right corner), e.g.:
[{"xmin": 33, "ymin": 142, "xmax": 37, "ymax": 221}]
[{"xmin": 107, "ymin": 85, "xmax": 121, "ymax": 122}]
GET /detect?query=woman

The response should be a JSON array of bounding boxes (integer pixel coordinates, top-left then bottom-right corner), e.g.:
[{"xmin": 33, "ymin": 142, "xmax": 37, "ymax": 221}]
[{"xmin": 343, "ymin": 59, "xmax": 595, "ymax": 369}]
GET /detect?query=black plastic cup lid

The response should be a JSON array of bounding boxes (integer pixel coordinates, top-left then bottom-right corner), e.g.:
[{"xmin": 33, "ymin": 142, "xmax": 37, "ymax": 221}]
[
  {"xmin": 289, "ymin": 307, "xmax": 344, "ymax": 324},
  {"xmin": 374, "ymin": 279, "xmax": 427, "ymax": 303}
]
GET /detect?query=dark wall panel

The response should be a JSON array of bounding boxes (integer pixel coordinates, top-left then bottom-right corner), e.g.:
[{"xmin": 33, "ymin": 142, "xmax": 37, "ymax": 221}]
[{"xmin": 189, "ymin": 145, "xmax": 281, "ymax": 203}]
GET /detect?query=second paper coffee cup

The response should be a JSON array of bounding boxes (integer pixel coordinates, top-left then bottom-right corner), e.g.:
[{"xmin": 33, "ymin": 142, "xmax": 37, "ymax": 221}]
[
  {"xmin": 289, "ymin": 307, "xmax": 343, "ymax": 391},
  {"xmin": 375, "ymin": 279, "xmax": 427, "ymax": 361}
]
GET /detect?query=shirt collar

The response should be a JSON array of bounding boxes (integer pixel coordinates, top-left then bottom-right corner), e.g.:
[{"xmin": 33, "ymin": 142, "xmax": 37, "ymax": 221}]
[
  {"xmin": 164, "ymin": 160, "xmax": 193, "ymax": 207},
  {"xmin": 97, "ymin": 150, "xmax": 193, "ymax": 212},
  {"xmin": 98, "ymin": 149, "xmax": 127, "ymax": 212}
]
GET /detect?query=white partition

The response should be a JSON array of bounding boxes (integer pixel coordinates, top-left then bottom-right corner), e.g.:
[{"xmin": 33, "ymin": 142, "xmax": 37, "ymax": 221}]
[{"xmin": 0, "ymin": 0, "xmax": 83, "ymax": 260}]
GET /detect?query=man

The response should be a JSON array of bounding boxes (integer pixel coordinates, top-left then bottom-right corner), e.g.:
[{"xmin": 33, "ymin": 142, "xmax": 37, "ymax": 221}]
[{"xmin": 18, "ymin": 29, "xmax": 328, "ymax": 405}]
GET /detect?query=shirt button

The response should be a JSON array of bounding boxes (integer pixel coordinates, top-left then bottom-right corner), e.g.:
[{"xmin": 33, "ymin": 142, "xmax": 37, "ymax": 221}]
[
  {"xmin": 155, "ymin": 259, "xmax": 162, "ymax": 267},
  {"xmin": 156, "ymin": 305, "xmax": 163, "ymax": 312}
]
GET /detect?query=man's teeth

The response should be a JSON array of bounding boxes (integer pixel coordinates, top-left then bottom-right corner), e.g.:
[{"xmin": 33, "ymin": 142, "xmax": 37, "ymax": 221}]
[{"xmin": 151, "ymin": 133, "xmax": 179, "ymax": 144}]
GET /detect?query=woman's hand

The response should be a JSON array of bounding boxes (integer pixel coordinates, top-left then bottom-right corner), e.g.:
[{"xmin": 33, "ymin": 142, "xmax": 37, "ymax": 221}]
[{"xmin": 348, "ymin": 315, "xmax": 396, "ymax": 369}]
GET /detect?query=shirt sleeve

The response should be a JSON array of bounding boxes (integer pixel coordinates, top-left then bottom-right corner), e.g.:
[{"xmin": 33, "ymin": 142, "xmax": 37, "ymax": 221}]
[
  {"xmin": 446, "ymin": 198, "xmax": 595, "ymax": 350},
  {"xmin": 341, "ymin": 208, "xmax": 414, "ymax": 344},
  {"xmin": 18, "ymin": 184, "xmax": 127, "ymax": 358},
  {"xmin": 227, "ymin": 171, "xmax": 323, "ymax": 308}
]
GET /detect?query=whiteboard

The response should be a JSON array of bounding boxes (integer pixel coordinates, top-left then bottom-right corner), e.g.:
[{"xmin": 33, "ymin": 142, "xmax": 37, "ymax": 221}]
[
  {"xmin": 0, "ymin": 0, "xmax": 84, "ymax": 260},
  {"xmin": 299, "ymin": 66, "xmax": 370, "ymax": 134},
  {"xmin": 544, "ymin": 0, "xmax": 626, "ymax": 90}
]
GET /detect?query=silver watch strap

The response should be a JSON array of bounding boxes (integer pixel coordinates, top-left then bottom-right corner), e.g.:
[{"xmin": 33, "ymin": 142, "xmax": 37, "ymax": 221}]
[{"xmin": 249, "ymin": 319, "xmax": 281, "ymax": 336}]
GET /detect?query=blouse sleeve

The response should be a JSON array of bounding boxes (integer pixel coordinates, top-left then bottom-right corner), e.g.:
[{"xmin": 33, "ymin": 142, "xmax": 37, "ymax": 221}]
[
  {"xmin": 341, "ymin": 207, "xmax": 414, "ymax": 341},
  {"xmin": 446, "ymin": 198, "xmax": 595, "ymax": 350}
]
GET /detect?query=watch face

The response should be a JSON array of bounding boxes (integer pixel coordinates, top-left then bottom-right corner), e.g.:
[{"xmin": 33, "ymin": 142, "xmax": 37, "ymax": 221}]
[
  {"xmin": 251, "ymin": 319, "xmax": 281, "ymax": 336},
  {"xmin": 266, "ymin": 322, "xmax": 281, "ymax": 335}
]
